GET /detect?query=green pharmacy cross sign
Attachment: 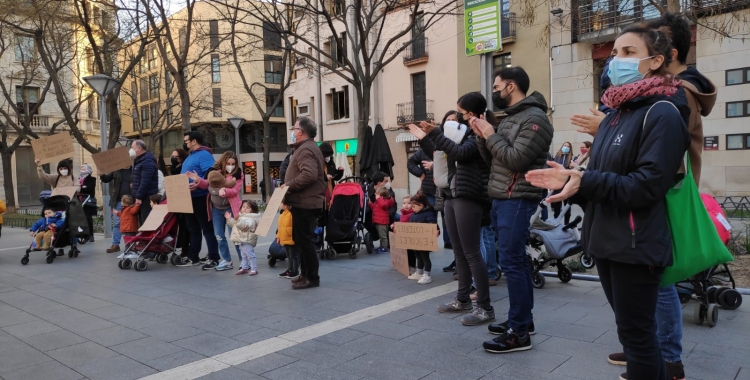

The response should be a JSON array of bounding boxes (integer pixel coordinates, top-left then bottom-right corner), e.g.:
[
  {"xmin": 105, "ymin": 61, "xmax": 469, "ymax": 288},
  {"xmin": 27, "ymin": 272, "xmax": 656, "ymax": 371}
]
[{"xmin": 464, "ymin": 0, "xmax": 502, "ymax": 56}]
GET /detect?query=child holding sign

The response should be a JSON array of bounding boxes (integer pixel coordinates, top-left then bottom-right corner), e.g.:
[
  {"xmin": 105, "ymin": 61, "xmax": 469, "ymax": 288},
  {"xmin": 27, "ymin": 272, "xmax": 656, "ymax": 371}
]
[{"xmin": 405, "ymin": 192, "xmax": 439, "ymax": 284}]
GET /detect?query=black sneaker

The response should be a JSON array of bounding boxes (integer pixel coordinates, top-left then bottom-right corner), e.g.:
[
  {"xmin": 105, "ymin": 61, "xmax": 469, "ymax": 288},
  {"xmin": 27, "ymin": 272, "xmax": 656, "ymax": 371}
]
[
  {"xmin": 286, "ymin": 271, "xmax": 299, "ymax": 279},
  {"xmin": 483, "ymin": 329, "xmax": 532, "ymax": 354},
  {"xmin": 278, "ymin": 270, "xmax": 291, "ymax": 278},
  {"xmin": 199, "ymin": 256, "xmax": 208, "ymax": 263},
  {"xmin": 444, "ymin": 243, "xmax": 453, "ymax": 249},
  {"xmin": 488, "ymin": 320, "xmax": 536, "ymax": 336},
  {"xmin": 202, "ymin": 260, "xmax": 218, "ymax": 270},
  {"xmin": 442, "ymin": 261, "xmax": 456, "ymax": 272},
  {"xmin": 176, "ymin": 257, "xmax": 199, "ymax": 267}
]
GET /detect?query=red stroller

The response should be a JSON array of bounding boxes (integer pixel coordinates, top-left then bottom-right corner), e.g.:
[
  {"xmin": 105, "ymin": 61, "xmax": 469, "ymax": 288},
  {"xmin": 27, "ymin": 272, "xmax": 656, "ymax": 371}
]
[{"xmin": 118, "ymin": 203, "xmax": 179, "ymax": 272}]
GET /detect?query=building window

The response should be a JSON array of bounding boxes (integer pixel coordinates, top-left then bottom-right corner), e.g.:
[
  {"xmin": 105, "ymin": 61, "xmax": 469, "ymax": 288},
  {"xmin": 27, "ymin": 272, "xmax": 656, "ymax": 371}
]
[
  {"xmin": 727, "ymin": 134, "xmax": 750, "ymax": 150},
  {"xmin": 328, "ymin": 0, "xmax": 344, "ymax": 16},
  {"xmin": 492, "ymin": 53, "xmax": 512, "ymax": 111},
  {"xmin": 86, "ymin": 48, "xmax": 95, "ymax": 74},
  {"xmin": 289, "ymin": 97, "xmax": 298, "ymax": 122},
  {"xmin": 149, "ymin": 75, "xmax": 159, "ymax": 99},
  {"xmin": 209, "ymin": 20, "xmax": 219, "ymax": 50},
  {"xmin": 264, "ymin": 55, "xmax": 282, "ymax": 84},
  {"xmin": 166, "ymin": 110, "xmax": 173, "ymax": 125},
  {"xmin": 87, "ymin": 96, "xmax": 98, "ymax": 119},
  {"xmin": 726, "ymin": 101, "xmax": 750, "ymax": 118},
  {"xmin": 212, "ymin": 88, "xmax": 222, "ymax": 117},
  {"xmin": 211, "ymin": 54, "xmax": 221, "ymax": 83},
  {"xmin": 726, "ymin": 68, "xmax": 750, "ymax": 86},
  {"xmin": 140, "ymin": 78, "xmax": 148, "ymax": 102},
  {"xmin": 132, "ymin": 108, "xmax": 139, "ymax": 130},
  {"xmin": 330, "ymin": 86, "xmax": 349, "ymax": 120},
  {"xmin": 16, "ymin": 86, "xmax": 40, "ymax": 115},
  {"xmin": 150, "ymin": 104, "xmax": 160, "ymax": 126},
  {"xmin": 265, "ymin": 89, "xmax": 284, "ymax": 117},
  {"xmin": 165, "ymin": 71, "xmax": 173, "ymax": 93},
  {"xmin": 263, "ymin": 21, "xmax": 282, "ymax": 50},
  {"xmin": 179, "ymin": 27, "xmax": 187, "ymax": 54},
  {"xmin": 330, "ymin": 34, "xmax": 346, "ymax": 68},
  {"xmin": 412, "ymin": 72, "xmax": 427, "ymax": 120},
  {"xmin": 147, "ymin": 47, "xmax": 157, "ymax": 71},
  {"xmin": 141, "ymin": 107, "xmax": 150, "ymax": 129},
  {"xmin": 14, "ymin": 34, "xmax": 35, "ymax": 62},
  {"xmin": 130, "ymin": 80, "xmax": 137, "ymax": 101}
]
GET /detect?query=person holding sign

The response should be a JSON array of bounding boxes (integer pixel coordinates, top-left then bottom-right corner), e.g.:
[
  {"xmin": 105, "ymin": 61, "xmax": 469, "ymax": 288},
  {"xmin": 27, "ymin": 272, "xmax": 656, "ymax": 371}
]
[
  {"xmin": 404, "ymin": 192, "xmax": 439, "ymax": 285},
  {"xmin": 283, "ymin": 117, "xmax": 327, "ymax": 290},
  {"xmin": 130, "ymin": 140, "xmax": 160, "ymax": 224},
  {"xmin": 100, "ymin": 166, "xmax": 133, "ymax": 253},
  {"xmin": 35, "ymin": 158, "xmax": 79, "ymax": 191}
]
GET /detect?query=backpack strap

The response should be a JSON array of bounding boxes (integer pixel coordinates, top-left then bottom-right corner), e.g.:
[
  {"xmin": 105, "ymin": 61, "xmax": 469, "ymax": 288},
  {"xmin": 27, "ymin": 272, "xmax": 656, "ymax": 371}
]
[{"xmin": 642, "ymin": 100, "xmax": 689, "ymax": 186}]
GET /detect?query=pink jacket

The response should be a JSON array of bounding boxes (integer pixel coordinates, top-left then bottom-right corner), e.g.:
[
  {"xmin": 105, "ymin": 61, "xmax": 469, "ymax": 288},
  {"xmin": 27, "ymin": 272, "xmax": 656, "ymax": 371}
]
[{"xmin": 197, "ymin": 172, "xmax": 244, "ymax": 220}]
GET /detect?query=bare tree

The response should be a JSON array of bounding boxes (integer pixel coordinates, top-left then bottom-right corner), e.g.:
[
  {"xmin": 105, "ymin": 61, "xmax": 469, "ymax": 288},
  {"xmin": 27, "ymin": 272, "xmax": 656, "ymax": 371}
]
[{"xmin": 216, "ymin": 0, "xmax": 461, "ymax": 174}]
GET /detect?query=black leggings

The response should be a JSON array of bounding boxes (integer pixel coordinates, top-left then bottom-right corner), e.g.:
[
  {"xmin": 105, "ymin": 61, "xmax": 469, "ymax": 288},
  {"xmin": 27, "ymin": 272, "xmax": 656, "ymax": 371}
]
[
  {"xmin": 83, "ymin": 206, "xmax": 96, "ymax": 237},
  {"xmin": 414, "ymin": 250, "xmax": 431, "ymax": 272},
  {"xmin": 285, "ymin": 245, "xmax": 300, "ymax": 273},
  {"xmin": 444, "ymin": 198, "xmax": 490, "ymax": 308}
]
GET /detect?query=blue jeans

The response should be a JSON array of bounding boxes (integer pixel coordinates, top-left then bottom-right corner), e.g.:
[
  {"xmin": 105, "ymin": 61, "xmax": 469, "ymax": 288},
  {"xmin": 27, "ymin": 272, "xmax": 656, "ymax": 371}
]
[
  {"xmin": 211, "ymin": 207, "xmax": 239, "ymax": 263},
  {"xmin": 492, "ymin": 198, "xmax": 537, "ymax": 335},
  {"xmin": 112, "ymin": 201, "xmax": 122, "ymax": 245},
  {"xmin": 656, "ymin": 285, "xmax": 683, "ymax": 363},
  {"xmin": 480, "ymin": 226, "xmax": 497, "ymax": 278}
]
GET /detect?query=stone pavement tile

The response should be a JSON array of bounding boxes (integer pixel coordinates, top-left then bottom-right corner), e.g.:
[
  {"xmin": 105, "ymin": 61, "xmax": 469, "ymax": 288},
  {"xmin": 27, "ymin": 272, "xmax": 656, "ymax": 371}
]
[
  {"xmin": 111, "ymin": 313, "xmax": 168, "ymax": 329},
  {"xmin": 533, "ymin": 319, "xmax": 607, "ymax": 343},
  {"xmin": 0, "ymin": 343, "xmax": 53, "ymax": 372},
  {"xmin": 252, "ymin": 314, "xmax": 316, "ymax": 332},
  {"xmin": 547, "ymin": 352, "xmax": 623, "ymax": 379},
  {"xmin": 468, "ymin": 345, "xmax": 571, "ymax": 374},
  {"xmin": 194, "ymin": 367, "xmax": 265, "ymax": 380},
  {"xmin": 233, "ymin": 327, "xmax": 283, "ymax": 345},
  {"xmin": 235, "ymin": 352, "xmax": 299, "ymax": 375},
  {"xmin": 14, "ymin": 299, "xmax": 69, "ymax": 315},
  {"xmin": 371, "ymin": 310, "xmax": 422, "ymax": 324},
  {"xmin": 126, "ymin": 300, "xmax": 189, "ymax": 317},
  {"xmin": 349, "ymin": 319, "xmax": 424, "ymax": 340},
  {"xmin": 75, "ymin": 355, "xmax": 157, "ymax": 380},
  {"xmin": 0, "ymin": 360, "xmax": 84, "ymax": 380},
  {"xmin": 58, "ymin": 297, "xmax": 115, "ymax": 311},
  {"xmin": 402, "ymin": 330, "xmax": 482, "ymax": 354},
  {"xmin": 355, "ymin": 295, "xmax": 396, "ymax": 306},
  {"xmin": 139, "ymin": 321, "xmax": 209, "ymax": 343},
  {"xmin": 0, "ymin": 310, "xmax": 40, "ymax": 328},
  {"xmin": 3, "ymin": 319, "xmax": 61, "ymax": 338},
  {"xmin": 314, "ymin": 328, "xmax": 368, "ymax": 346},
  {"xmin": 110, "ymin": 336, "xmax": 183, "ymax": 362},
  {"xmin": 342, "ymin": 334, "xmax": 423, "ymax": 359},
  {"xmin": 401, "ymin": 314, "xmax": 480, "ymax": 336},
  {"xmin": 53, "ymin": 315, "xmax": 118, "ymax": 334},
  {"xmin": 265, "ymin": 360, "xmax": 364, "ymax": 380},
  {"xmin": 79, "ymin": 325, "xmax": 148, "ymax": 347},
  {"xmin": 591, "ymin": 329, "xmax": 620, "ymax": 348},
  {"xmin": 335, "ymin": 352, "xmax": 431, "ymax": 380},
  {"xmin": 47, "ymin": 341, "xmax": 120, "ymax": 369},
  {"xmin": 416, "ymin": 371, "xmax": 477, "ymax": 380},
  {"xmin": 686, "ymin": 342, "xmax": 750, "ymax": 370},
  {"xmin": 22, "ymin": 329, "xmax": 88, "ymax": 352},
  {"xmin": 533, "ymin": 303, "xmax": 590, "ymax": 324},
  {"xmin": 184, "ymin": 301, "xmax": 275, "ymax": 323},
  {"xmin": 736, "ymin": 368, "xmax": 750, "ymax": 380},
  {"xmin": 314, "ymin": 298, "xmax": 372, "ymax": 314},
  {"xmin": 680, "ymin": 322, "xmax": 749, "ymax": 351},
  {"xmin": 142, "ymin": 349, "xmax": 206, "ymax": 372},
  {"xmin": 481, "ymin": 363, "xmax": 580, "ymax": 380},
  {"xmin": 278, "ymin": 340, "xmax": 365, "ymax": 368},
  {"xmin": 37, "ymin": 307, "xmax": 92, "ymax": 322},
  {"xmin": 85, "ymin": 305, "xmax": 140, "ymax": 320},
  {"xmin": 0, "ymin": 331, "xmax": 30, "ymax": 354},
  {"xmin": 681, "ymin": 355, "xmax": 741, "ymax": 380},
  {"xmin": 171, "ymin": 332, "xmax": 246, "ymax": 357},
  {"xmin": 412, "ymin": 345, "xmax": 505, "ymax": 378}
]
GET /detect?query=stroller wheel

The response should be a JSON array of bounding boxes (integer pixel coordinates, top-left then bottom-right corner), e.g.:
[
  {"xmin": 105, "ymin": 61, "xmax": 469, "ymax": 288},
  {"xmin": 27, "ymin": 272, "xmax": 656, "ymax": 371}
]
[
  {"xmin": 495, "ymin": 270, "xmax": 502, "ymax": 282},
  {"xmin": 57, "ymin": 249, "xmax": 64, "ymax": 257},
  {"xmin": 170, "ymin": 254, "xmax": 180, "ymax": 266},
  {"xmin": 706, "ymin": 286, "xmax": 720, "ymax": 304},
  {"xmin": 706, "ymin": 303, "xmax": 719, "ymax": 327},
  {"xmin": 135, "ymin": 260, "xmax": 148, "ymax": 272},
  {"xmin": 719, "ymin": 289, "xmax": 742, "ymax": 310},
  {"xmin": 25, "ymin": 248, "xmax": 31, "ymax": 254},
  {"xmin": 68, "ymin": 250, "xmax": 74, "ymax": 258},
  {"xmin": 327, "ymin": 248, "xmax": 337, "ymax": 260},
  {"xmin": 714, "ymin": 286, "xmax": 731, "ymax": 307},
  {"xmin": 21, "ymin": 257, "xmax": 29, "ymax": 265},
  {"xmin": 122, "ymin": 258, "xmax": 133, "ymax": 270},
  {"xmin": 693, "ymin": 303, "xmax": 706, "ymax": 325},
  {"xmin": 579, "ymin": 252, "xmax": 595, "ymax": 269},
  {"xmin": 73, "ymin": 249, "xmax": 79, "ymax": 258},
  {"xmin": 532, "ymin": 272, "xmax": 545, "ymax": 289},
  {"xmin": 318, "ymin": 248, "xmax": 326, "ymax": 260},
  {"xmin": 78, "ymin": 236, "xmax": 89, "ymax": 245},
  {"xmin": 45, "ymin": 254, "xmax": 54, "ymax": 264},
  {"xmin": 349, "ymin": 248, "xmax": 356, "ymax": 259},
  {"xmin": 365, "ymin": 233, "xmax": 374, "ymax": 254},
  {"xmin": 118, "ymin": 260, "xmax": 124, "ymax": 269},
  {"xmin": 558, "ymin": 266, "xmax": 573, "ymax": 283},
  {"xmin": 268, "ymin": 258, "xmax": 277, "ymax": 268},
  {"xmin": 678, "ymin": 292, "xmax": 692, "ymax": 304},
  {"xmin": 156, "ymin": 253, "xmax": 169, "ymax": 264}
]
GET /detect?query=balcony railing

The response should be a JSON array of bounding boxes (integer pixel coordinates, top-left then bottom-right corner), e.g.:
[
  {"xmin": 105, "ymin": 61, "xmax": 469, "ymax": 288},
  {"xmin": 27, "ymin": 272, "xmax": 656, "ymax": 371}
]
[
  {"xmin": 16, "ymin": 115, "xmax": 49, "ymax": 129},
  {"xmin": 397, "ymin": 100, "xmax": 434, "ymax": 125},
  {"xmin": 573, "ymin": 0, "xmax": 666, "ymax": 42},
  {"xmin": 501, "ymin": 12, "xmax": 517, "ymax": 42},
  {"xmin": 403, "ymin": 37, "xmax": 428, "ymax": 65},
  {"xmin": 690, "ymin": 0, "xmax": 750, "ymax": 16}
]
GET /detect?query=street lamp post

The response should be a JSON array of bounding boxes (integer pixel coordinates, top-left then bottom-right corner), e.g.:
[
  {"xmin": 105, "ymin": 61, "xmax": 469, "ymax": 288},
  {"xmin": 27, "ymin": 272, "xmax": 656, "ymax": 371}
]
[
  {"xmin": 227, "ymin": 116, "xmax": 244, "ymax": 159},
  {"xmin": 83, "ymin": 74, "xmax": 119, "ymax": 239}
]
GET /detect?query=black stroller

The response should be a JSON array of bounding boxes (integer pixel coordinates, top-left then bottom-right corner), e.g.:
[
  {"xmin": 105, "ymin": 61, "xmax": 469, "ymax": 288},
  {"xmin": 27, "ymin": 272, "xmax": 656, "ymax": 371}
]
[
  {"xmin": 527, "ymin": 203, "xmax": 585, "ymax": 289},
  {"xmin": 22, "ymin": 195, "xmax": 89, "ymax": 265},
  {"xmin": 319, "ymin": 177, "xmax": 368, "ymax": 260}
]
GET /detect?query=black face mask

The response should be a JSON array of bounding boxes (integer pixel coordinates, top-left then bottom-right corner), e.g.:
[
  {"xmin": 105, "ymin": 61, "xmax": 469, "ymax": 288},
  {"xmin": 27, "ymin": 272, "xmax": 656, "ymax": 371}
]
[
  {"xmin": 183, "ymin": 143, "xmax": 189, "ymax": 152},
  {"xmin": 456, "ymin": 113, "xmax": 466, "ymax": 125},
  {"xmin": 171, "ymin": 157, "xmax": 179, "ymax": 165},
  {"xmin": 492, "ymin": 91, "xmax": 507, "ymax": 110}
]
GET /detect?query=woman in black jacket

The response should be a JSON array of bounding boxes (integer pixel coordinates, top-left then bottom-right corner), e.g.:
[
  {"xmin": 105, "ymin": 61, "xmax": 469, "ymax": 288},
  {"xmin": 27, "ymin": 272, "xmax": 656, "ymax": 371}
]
[
  {"xmin": 78, "ymin": 164, "xmax": 97, "ymax": 242},
  {"xmin": 408, "ymin": 92, "xmax": 494, "ymax": 327},
  {"xmin": 169, "ymin": 149, "xmax": 188, "ymax": 175},
  {"xmin": 526, "ymin": 26, "xmax": 689, "ymax": 380},
  {"xmin": 319, "ymin": 142, "xmax": 344, "ymax": 209}
]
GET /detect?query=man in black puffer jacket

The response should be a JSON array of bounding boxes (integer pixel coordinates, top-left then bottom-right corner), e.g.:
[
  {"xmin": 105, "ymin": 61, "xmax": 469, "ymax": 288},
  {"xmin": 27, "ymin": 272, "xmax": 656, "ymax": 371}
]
[
  {"xmin": 472, "ymin": 67, "xmax": 553, "ymax": 353},
  {"xmin": 407, "ymin": 148, "xmax": 436, "ymax": 202},
  {"xmin": 130, "ymin": 140, "xmax": 159, "ymax": 224}
]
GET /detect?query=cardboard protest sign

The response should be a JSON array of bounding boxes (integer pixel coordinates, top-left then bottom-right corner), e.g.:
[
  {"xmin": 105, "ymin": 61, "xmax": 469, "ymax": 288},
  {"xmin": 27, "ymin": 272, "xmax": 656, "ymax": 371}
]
[
  {"xmin": 389, "ymin": 232, "xmax": 410, "ymax": 277},
  {"xmin": 51, "ymin": 186, "xmax": 78, "ymax": 199},
  {"xmin": 91, "ymin": 147, "xmax": 132, "ymax": 174},
  {"xmin": 138, "ymin": 204, "xmax": 169, "ymax": 231},
  {"xmin": 164, "ymin": 174, "xmax": 193, "ymax": 213},
  {"xmin": 31, "ymin": 133, "xmax": 75, "ymax": 165},
  {"xmin": 393, "ymin": 222, "xmax": 439, "ymax": 251},
  {"xmin": 255, "ymin": 186, "xmax": 289, "ymax": 237}
]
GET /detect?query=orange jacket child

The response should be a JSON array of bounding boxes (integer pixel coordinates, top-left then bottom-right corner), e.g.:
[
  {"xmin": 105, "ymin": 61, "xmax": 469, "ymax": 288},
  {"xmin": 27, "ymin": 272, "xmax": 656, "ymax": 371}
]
[
  {"xmin": 115, "ymin": 205, "xmax": 141, "ymax": 233},
  {"xmin": 276, "ymin": 209, "xmax": 294, "ymax": 246}
]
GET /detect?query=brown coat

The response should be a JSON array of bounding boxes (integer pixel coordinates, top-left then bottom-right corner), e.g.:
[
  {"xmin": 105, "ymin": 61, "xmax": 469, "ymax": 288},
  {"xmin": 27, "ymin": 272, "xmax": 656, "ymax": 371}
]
[
  {"xmin": 284, "ymin": 138, "xmax": 326, "ymax": 210},
  {"xmin": 681, "ymin": 79, "xmax": 717, "ymax": 187}
]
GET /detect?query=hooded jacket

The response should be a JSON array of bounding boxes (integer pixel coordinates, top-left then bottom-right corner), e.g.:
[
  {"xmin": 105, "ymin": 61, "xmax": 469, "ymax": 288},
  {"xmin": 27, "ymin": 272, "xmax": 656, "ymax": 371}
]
[
  {"xmin": 369, "ymin": 196, "xmax": 395, "ymax": 225},
  {"xmin": 228, "ymin": 212, "xmax": 261, "ymax": 246},
  {"xmin": 478, "ymin": 92, "xmax": 553, "ymax": 202},
  {"xmin": 276, "ymin": 210, "xmax": 294, "ymax": 245},
  {"xmin": 181, "ymin": 146, "xmax": 215, "ymax": 198},
  {"xmin": 30, "ymin": 211, "xmax": 65, "ymax": 232},
  {"xmin": 284, "ymin": 138, "xmax": 327, "ymax": 210},
  {"xmin": 132, "ymin": 152, "xmax": 159, "ymax": 200},
  {"xmin": 408, "ymin": 205, "xmax": 437, "ymax": 225},
  {"xmin": 407, "ymin": 149, "xmax": 435, "ymax": 197},
  {"xmin": 574, "ymin": 94, "xmax": 689, "ymax": 268},
  {"xmin": 677, "ymin": 66, "xmax": 717, "ymax": 186}
]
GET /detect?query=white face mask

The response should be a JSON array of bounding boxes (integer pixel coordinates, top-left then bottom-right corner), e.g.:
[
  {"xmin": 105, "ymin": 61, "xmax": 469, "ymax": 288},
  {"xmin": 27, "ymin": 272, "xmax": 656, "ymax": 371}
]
[
  {"xmin": 129, "ymin": 148, "xmax": 137, "ymax": 158},
  {"xmin": 225, "ymin": 165, "xmax": 235, "ymax": 172},
  {"xmin": 59, "ymin": 169, "xmax": 69, "ymax": 176},
  {"xmin": 384, "ymin": 182, "xmax": 391, "ymax": 189},
  {"xmin": 325, "ymin": 156, "xmax": 331, "ymax": 163}
]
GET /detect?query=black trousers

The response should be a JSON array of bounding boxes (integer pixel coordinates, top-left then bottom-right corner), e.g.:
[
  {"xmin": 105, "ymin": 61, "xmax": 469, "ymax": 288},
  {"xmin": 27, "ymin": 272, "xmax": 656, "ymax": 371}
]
[
  {"xmin": 415, "ymin": 250, "xmax": 432, "ymax": 272},
  {"xmin": 550, "ymin": 200, "xmax": 571, "ymax": 225},
  {"xmin": 138, "ymin": 196, "xmax": 153, "ymax": 225},
  {"xmin": 183, "ymin": 195, "xmax": 219, "ymax": 263},
  {"xmin": 444, "ymin": 198, "xmax": 490, "ymax": 309},
  {"xmin": 291, "ymin": 207, "xmax": 321, "ymax": 283},
  {"xmin": 597, "ymin": 258, "xmax": 666, "ymax": 380},
  {"xmin": 83, "ymin": 206, "xmax": 96, "ymax": 237}
]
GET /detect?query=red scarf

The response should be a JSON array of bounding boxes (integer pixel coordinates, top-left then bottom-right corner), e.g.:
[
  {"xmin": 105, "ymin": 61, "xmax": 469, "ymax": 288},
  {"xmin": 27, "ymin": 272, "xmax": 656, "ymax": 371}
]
[{"xmin": 601, "ymin": 76, "xmax": 681, "ymax": 110}]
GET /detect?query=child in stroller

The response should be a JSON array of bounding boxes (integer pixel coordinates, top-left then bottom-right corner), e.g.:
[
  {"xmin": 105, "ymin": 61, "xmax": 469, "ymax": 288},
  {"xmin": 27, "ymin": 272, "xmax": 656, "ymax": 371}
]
[
  {"xmin": 30, "ymin": 209, "xmax": 65, "ymax": 251},
  {"xmin": 22, "ymin": 194, "xmax": 88, "ymax": 265},
  {"xmin": 320, "ymin": 179, "xmax": 367, "ymax": 260},
  {"xmin": 526, "ymin": 202, "xmax": 585, "ymax": 289},
  {"xmin": 118, "ymin": 198, "xmax": 179, "ymax": 272}
]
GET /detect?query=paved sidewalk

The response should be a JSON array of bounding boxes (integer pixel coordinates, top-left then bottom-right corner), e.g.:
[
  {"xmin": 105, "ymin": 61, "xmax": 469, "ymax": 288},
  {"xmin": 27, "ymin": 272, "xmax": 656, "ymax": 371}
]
[{"xmin": 0, "ymin": 226, "xmax": 748, "ymax": 380}]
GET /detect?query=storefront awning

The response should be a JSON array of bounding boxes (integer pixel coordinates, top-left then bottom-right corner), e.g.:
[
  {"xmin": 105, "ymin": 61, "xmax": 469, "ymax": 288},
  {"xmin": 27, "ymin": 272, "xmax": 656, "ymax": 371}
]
[{"xmin": 396, "ymin": 132, "xmax": 417, "ymax": 143}]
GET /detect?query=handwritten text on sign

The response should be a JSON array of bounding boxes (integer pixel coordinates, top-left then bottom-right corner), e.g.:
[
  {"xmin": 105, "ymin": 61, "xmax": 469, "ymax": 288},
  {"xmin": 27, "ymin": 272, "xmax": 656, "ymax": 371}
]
[
  {"xmin": 30, "ymin": 133, "xmax": 75, "ymax": 165},
  {"xmin": 164, "ymin": 175, "xmax": 193, "ymax": 214},
  {"xmin": 91, "ymin": 146, "xmax": 132, "ymax": 174},
  {"xmin": 389, "ymin": 232, "xmax": 410, "ymax": 277},
  {"xmin": 393, "ymin": 222, "xmax": 438, "ymax": 251}
]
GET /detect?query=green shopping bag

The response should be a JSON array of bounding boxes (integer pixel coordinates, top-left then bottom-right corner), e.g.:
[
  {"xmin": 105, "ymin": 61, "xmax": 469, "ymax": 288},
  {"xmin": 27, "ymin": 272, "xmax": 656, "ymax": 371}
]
[{"xmin": 661, "ymin": 156, "xmax": 733, "ymax": 286}]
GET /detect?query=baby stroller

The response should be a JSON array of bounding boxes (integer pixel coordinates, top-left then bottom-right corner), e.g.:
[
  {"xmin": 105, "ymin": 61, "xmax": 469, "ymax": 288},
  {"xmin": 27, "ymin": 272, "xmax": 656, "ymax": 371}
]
[
  {"xmin": 526, "ymin": 203, "xmax": 585, "ymax": 289},
  {"xmin": 118, "ymin": 205, "xmax": 179, "ymax": 272},
  {"xmin": 320, "ymin": 177, "xmax": 367, "ymax": 260},
  {"xmin": 267, "ymin": 239, "xmax": 287, "ymax": 267},
  {"xmin": 22, "ymin": 195, "xmax": 89, "ymax": 265}
]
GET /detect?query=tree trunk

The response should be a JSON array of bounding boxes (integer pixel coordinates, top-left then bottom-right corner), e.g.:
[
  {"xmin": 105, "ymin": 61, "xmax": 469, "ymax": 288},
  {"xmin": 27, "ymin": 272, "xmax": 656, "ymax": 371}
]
[
  {"xmin": 666, "ymin": 0, "xmax": 680, "ymax": 12},
  {"xmin": 107, "ymin": 95, "xmax": 121, "ymax": 149},
  {"xmin": 1, "ymin": 150, "xmax": 16, "ymax": 208},
  {"xmin": 354, "ymin": 84, "xmax": 371, "ymax": 177},
  {"xmin": 262, "ymin": 119, "xmax": 272, "ymax": 199},
  {"xmin": 178, "ymin": 78, "xmax": 191, "ymax": 133}
]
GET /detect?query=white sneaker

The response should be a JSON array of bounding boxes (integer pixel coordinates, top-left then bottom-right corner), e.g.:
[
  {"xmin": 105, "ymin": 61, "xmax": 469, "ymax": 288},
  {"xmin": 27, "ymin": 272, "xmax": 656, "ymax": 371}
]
[
  {"xmin": 124, "ymin": 253, "xmax": 139, "ymax": 260},
  {"xmin": 418, "ymin": 275, "xmax": 432, "ymax": 284},
  {"xmin": 116, "ymin": 253, "xmax": 125, "ymax": 259},
  {"xmin": 408, "ymin": 272, "xmax": 422, "ymax": 280}
]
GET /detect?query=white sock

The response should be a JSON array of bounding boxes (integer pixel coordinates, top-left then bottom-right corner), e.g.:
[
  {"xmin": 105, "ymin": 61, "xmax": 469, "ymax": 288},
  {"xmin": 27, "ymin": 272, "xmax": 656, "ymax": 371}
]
[{"xmin": 417, "ymin": 269, "xmax": 424, "ymax": 275}]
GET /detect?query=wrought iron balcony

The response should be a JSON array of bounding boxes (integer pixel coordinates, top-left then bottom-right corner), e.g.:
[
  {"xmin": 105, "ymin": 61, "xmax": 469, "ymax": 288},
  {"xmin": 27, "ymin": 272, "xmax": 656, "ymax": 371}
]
[
  {"xmin": 501, "ymin": 12, "xmax": 517, "ymax": 43},
  {"xmin": 397, "ymin": 100, "xmax": 434, "ymax": 125},
  {"xmin": 403, "ymin": 37, "xmax": 428, "ymax": 66},
  {"xmin": 572, "ymin": 0, "xmax": 666, "ymax": 43}
]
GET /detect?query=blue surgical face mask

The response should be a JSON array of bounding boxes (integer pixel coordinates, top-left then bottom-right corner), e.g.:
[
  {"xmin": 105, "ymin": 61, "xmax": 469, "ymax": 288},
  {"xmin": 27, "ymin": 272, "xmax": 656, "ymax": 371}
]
[
  {"xmin": 562, "ymin": 146, "xmax": 570, "ymax": 154},
  {"xmin": 289, "ymin": 130, "xmax": 296, "ymax": 144},
  {"xmin": 607, "ymin": 56, "xmax": 653, "ymax": 86}
]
